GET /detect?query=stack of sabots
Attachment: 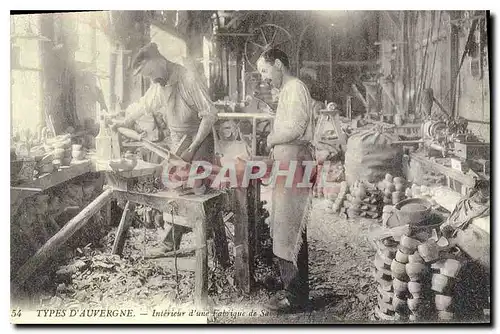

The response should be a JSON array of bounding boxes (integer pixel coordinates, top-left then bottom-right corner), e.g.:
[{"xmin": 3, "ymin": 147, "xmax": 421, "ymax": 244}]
[
  {"xmin": 373, "ymin": 197, "xmax": 471, "ymax": 322},
  {"xmin": 341, "ymin": 181, "xmax": 383, "ymax": 219}
]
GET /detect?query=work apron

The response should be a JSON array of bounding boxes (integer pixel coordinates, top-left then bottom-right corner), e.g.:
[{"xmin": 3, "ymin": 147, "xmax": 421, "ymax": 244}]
[{"xmin": 269, "ymin": 143, "xmax": 315, "ymax": 265}]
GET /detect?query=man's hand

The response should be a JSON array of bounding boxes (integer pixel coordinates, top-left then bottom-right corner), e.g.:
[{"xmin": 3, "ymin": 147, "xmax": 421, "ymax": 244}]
[
  {"xmin": 180, "ymin": 143, "xmax": 197, "ymax": 163},
  {"xmin": 109, "ymin": 118, "xmax": 129, "ymax": 131}
]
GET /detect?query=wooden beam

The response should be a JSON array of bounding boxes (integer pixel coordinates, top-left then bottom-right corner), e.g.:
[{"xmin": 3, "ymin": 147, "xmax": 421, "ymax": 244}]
[
  {"xmin": 111, "ymin": 201, "xmax": 136, "ymax": 256},
  {"xmin": 112, "ymin": 189, "xmax": 221, "ymax": 227},
  {"xmin": 12, "ymin": 188, "xmax": 114, "ymax": 290}
]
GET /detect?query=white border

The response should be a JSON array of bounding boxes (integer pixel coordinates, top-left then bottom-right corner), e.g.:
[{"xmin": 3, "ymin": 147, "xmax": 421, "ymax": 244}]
[{"xmin": 2, "ymin": 2, "xmax": 499, "ymax": 334}]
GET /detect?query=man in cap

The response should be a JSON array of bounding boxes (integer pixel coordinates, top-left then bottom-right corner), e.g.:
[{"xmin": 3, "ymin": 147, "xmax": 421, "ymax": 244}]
[{"xmin": 111, "ymin": 42, "xmax": 219, "ymax": 253}]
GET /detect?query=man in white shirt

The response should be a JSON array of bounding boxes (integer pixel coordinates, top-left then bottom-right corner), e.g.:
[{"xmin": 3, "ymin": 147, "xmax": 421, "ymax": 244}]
[
  {"xmin": 111, "ymin": 42, "xmax": 219, "ymax": 254},
  {"xmin": 257, "ymin": 48, "xmax": 315, "ymax": 313}
]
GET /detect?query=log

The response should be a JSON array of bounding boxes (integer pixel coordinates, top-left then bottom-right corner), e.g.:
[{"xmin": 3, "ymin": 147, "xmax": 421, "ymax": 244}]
[{"xmin": 12, "ymin": 188, "xmax": 113, "ymax": 290}]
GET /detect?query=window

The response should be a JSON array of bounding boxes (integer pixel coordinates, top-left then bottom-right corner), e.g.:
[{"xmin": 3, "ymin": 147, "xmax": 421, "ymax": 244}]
[
  {"xmin": 73, "ymin": 12, "xmax": 112, "ymax": 123},
  {"xmin": 11, "ymin": 14, "xmax": 44, "ymax": 135}
]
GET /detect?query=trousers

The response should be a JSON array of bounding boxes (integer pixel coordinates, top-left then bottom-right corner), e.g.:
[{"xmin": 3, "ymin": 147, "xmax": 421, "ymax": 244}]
[{"xmin": 277, "ymin": 229, "xmax": 309, "ymax": 303}]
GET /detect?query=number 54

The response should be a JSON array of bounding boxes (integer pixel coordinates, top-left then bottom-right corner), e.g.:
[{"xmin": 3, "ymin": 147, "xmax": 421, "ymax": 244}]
[{"xmin": 11, "ymin": 309, "xmax": 21, "ymax": 317}]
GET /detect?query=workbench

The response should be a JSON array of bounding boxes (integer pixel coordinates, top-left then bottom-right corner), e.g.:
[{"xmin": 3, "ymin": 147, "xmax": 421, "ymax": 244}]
[
  {"xmin": 406, "ymin": 152, "xmax": 477, "ymax": 195},
  {"xmin": 12, "ymin": 159, "xmax": 229, "ymax": 307},
  {"xmin": 102, "ymin": 160, "xmax": 230, "ymax": 306},
  {"xmin": 10, "ymin": 160, "xmax": 93, "ymax": 216}
]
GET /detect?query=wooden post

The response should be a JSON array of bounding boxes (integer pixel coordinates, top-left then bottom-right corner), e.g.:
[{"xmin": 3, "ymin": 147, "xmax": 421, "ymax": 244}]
[
  {"xmin": 250, "ymin": 179, "xmax": 260, "ymax": 260},
  {"xmin": 112, "ymin": 201, "xmax": 136, "ymax": 256},
  {"xmin": 193, "ymin": 208, "xmax": 208, "ymax": 306},
  {"xmin": 449, "ymin": 11, "xmax": 460, "ymax": 117},
  {"xmin": 233, "ymin": 188, "xmax": 255, "ymax": 294},
  {"xmin": 251, "ymin": 117, "xmax": 257, "ymax": 156},
  {"xmin": 208, "ymin": 199, "xmax": 230, "ymax": 268},
  {"xmin": 12, "ymin": 188, "xmax": 114, "ymax": 290}
]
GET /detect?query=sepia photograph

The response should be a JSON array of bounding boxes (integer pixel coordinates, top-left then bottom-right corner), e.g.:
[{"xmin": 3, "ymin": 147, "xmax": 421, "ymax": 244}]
[{"xmin": 9, "ymin": 9, "xmax": 491, "ymax": 324}]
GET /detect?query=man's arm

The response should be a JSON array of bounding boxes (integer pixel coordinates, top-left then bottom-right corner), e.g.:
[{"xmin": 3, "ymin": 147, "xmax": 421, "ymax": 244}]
[
  {"xmin": 268, "ymin": 81, "xmax": 311, "ymax": 146},
  {"xmin": 113, "ymin": 83, "xmax": 164, "ymax": 128},
  {"xmin": 179, "ymin": 71, "xmax": 218, "ymax": 159}
]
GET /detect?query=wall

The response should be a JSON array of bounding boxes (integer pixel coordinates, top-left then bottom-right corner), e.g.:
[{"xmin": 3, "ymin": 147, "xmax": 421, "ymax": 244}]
[
  {"xmin": 378, "ymin": 11, "xmax": 490, "ymax": 141},
  {"xmin": 455, "ymin": 16, "xmax": 490, "ymax": 141}
]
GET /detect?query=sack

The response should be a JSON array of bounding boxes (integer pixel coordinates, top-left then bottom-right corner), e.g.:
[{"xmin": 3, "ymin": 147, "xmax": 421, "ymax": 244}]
[{"xmin": 344, "ymin": 127, "xmax": 403, "ymax": 186}]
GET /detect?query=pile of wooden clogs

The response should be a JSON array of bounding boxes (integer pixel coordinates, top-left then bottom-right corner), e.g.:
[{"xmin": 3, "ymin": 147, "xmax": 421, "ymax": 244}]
[
  {"xmin": 377, "ymin": 174, "xmax": 409, "ymax": 205},
  {"xmin": 340, "ymin": 181, "xmax": 383, "ymax": 219},
  {"xmin": 373, "ymin": 231, "xmax": 467, "ymax": 322},
  {"xmin": 373, "ymin": 236, "xmax": 398, "ymax": 320}
]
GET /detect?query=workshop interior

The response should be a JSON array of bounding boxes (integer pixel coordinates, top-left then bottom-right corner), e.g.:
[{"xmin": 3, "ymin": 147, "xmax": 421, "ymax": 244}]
[{"xmin": 10, "ymin": 10, "xmax": 490, "ymax": 323}]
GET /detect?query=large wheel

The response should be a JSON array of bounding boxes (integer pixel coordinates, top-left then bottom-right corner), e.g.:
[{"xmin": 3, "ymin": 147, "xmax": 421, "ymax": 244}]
[{"xmin": 244, "ymin": 24, "xmax": 293, "ymax": 71}]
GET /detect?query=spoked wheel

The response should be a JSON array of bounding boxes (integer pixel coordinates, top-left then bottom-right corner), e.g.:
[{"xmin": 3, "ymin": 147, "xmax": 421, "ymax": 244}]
[{"xmin": 244, "ymin": 24, "xmax": 294, "ymax": 71}]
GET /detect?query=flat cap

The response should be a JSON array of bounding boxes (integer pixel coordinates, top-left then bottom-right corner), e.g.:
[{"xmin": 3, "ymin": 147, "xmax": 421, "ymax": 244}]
[{"xmin": 131, "ymin": 42, "xmax": 162, "ymax": 76}]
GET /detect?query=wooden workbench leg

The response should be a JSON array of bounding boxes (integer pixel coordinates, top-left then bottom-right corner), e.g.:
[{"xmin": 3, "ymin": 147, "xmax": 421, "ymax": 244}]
[
  {"xmin": 112, "ymin": 201, "xmax": 136, "ymax": 256},
  {"xmin": 194, "ymin": 211, "xmax": 208, "ymax": 307},
  {"xmin": 250, "ymin": 179, "xmax": 260, "ymax": 259},
  {"xmin": 105, "ymin": 200, "xmax": 112, "ymax": 227},
  {"xmin": 210, "ymin": 200, "xmax": 230, "ymax": 268},
  {"xmin": 233, "ymin": 188, "xmax": 255, "ymax": 294}
]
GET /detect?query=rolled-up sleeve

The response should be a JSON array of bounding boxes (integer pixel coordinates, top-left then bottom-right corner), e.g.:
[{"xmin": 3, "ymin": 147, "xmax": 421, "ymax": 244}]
[
  {"xmin": 125, "ymin": 83, "xmax": 164, "ymax": 124},
  {"xmin": 271, "ymin": 81, "xmax": 310, "ymax": 145},
  {"xmin": 179, "ymin": 71, "xmax": 218, "ymax": 122}
]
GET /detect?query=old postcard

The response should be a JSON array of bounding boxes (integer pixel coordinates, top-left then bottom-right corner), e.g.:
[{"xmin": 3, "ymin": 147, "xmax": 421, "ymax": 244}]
[{"xmin": 10, "ymin": 10, "xmax": 490, "ymax": 324}]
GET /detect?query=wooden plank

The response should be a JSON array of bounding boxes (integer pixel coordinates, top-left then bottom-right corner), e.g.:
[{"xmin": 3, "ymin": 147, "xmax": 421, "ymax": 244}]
[
  {"xmin": 112, "ymin": 189, "xmax": 223, "ymax": 226},
  {"xmin": 12, "ymin": 188, "xmax": 114, "ymax": 290},
  {"xmin": 15, "ymin": 160, "xmax": 92, "ymax": 192},
  {"xmin": 112, "ymin": 201, "xmax": 136, "ymax": 256},
  {"xmin": 94, "ymin": 159, "xmax": 162, "ymax": 178}
]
